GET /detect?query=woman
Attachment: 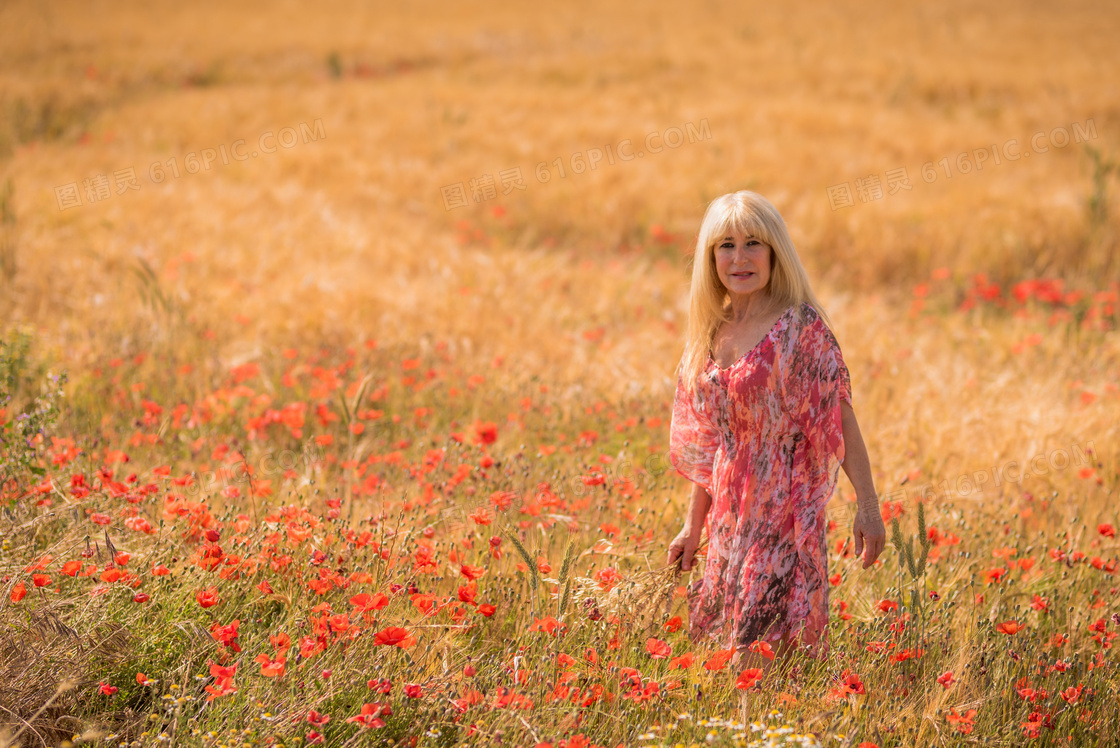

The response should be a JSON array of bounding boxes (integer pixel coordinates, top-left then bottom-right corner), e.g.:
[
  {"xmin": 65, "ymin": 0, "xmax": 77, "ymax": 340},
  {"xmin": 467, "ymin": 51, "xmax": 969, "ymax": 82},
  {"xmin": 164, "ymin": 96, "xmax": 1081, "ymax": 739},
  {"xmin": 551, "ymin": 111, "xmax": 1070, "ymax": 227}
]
[{"xmin": 665, "ymin": 190, "xmax": 886, "ymax": 685}]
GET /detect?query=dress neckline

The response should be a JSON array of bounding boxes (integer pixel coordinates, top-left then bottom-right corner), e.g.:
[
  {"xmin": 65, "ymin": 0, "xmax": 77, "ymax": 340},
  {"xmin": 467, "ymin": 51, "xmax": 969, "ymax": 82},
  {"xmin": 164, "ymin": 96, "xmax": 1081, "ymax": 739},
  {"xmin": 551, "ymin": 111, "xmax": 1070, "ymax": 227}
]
[{"xmin": 708, "ymin": 304, "xmax": 797, "ymax": 372}]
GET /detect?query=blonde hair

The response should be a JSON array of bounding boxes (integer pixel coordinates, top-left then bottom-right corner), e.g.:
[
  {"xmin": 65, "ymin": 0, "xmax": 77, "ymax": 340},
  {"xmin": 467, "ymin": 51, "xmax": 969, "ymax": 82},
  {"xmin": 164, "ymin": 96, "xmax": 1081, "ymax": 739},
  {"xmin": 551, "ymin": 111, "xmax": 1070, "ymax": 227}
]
[{"xmin": 676, "ymin": 190, "xmax": 836, "ymax": 395}]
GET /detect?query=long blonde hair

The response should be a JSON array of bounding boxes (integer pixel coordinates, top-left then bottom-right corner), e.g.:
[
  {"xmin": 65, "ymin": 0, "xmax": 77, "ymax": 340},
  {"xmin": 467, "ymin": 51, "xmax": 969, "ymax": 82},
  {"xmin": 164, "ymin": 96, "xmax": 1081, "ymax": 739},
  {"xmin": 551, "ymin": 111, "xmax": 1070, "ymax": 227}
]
[{"xmin": 676, "ymin": 190, "xmax": 836, "ymax": 396}]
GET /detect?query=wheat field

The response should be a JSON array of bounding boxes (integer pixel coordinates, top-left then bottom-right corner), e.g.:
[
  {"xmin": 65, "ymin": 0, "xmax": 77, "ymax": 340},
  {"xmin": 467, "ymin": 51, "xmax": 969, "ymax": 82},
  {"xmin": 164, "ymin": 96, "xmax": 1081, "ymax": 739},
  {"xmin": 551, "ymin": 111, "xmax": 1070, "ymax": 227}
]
[{"xmin": 0, "ymin": 1, "xmax": 1118, "ymax": 746}]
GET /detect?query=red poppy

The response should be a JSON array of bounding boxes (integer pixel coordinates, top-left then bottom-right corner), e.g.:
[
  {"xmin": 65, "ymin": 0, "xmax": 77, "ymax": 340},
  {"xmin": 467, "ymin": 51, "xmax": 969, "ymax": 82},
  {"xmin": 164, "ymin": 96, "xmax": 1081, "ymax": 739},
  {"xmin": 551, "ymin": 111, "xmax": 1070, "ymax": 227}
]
[
  {"xmin": 255, "ymin": 654, "xmax": 286, "ymax": 677},
  {"xmin": 703, "ymin": 649, "xmax": 734, "ymax": 671},
  {"xmin": 645, "ymin": 638, "xmax": 671, "ymax": 659},
  {"xmin": 460, "ymin": 564, "xmax": 486, "ymax": 581},
  {"xmin": 668, "ymin": 652, "xmax": 694, "ymax": 669},
  {"xmin": 373, "ymin": 626, "xmax": 417, "ymax": 648},
  {"xmin": 349, "ymin": 592, "xmax": 388, "ymax": 615},
  {"xmin": 946, "ymin": 707, "xmax": 977, "ymax": 734},
  {"xmin": 749, "ymin": 639, "xmax": 775, "ymax": 660},
  {"xmin": 196, "ymin": 587, "xmax": 220, "ymax": 608},
  {"xmin": 735, "ymin": 667, "xmax": 764, "ymax": 690},
  {"xmin": 996, "ymin": 620, "xmax": 1022, "ymax": 635}
]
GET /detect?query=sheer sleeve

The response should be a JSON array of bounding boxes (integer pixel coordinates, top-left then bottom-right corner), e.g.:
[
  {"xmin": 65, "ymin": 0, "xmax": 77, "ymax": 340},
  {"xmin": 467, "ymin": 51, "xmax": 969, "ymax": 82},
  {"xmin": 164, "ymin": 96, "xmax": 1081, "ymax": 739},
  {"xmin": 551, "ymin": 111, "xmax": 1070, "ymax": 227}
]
[
  {"xmin": 779, "ymin": 309, "xmax": 852, "ymax": 466},
  {"xmin": 669, "ymin": 370, "xmax": 722, "ymax": 496}
]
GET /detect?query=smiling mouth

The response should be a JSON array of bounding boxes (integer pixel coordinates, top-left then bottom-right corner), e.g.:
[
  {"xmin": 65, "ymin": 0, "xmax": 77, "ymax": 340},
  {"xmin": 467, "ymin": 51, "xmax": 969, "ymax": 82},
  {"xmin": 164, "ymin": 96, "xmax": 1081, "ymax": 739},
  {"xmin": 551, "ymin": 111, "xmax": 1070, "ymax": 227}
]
[{"xmin": 731, "ymin": 272, "xmax": 754, "ymax": 278}]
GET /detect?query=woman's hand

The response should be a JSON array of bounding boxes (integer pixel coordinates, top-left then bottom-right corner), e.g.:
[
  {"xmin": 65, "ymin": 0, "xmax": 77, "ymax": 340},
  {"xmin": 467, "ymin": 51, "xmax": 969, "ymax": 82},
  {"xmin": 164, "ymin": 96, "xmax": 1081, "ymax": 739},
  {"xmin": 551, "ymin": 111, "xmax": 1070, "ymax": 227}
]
[
  {"xmin": 667, "ymin": 523, "xmax": 704, "ymax": 571},
  {"xmin": 853, "ymin": 503, "xmax": 887, "ymax": 569}
]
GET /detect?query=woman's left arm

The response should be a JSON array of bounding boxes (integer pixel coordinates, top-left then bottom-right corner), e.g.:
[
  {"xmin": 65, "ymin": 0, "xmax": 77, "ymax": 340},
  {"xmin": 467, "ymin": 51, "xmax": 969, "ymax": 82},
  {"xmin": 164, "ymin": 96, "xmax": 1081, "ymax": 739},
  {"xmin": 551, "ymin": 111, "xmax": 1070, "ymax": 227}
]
[{"xmin": 839, "ymin": 400, "xmax": 886, "ymax": 568}]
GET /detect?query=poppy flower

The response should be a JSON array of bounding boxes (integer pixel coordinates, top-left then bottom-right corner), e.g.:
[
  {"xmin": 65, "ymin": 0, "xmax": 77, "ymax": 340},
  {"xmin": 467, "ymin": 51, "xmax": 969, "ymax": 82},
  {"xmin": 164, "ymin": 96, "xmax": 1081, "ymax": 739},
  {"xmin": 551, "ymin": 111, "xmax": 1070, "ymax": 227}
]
[
  {"xmin": 350, "ymin": 592, "xmax": 389, "ymax": 614},
  {"xmin": 346, "ymin": 702, "xmax": 392, "ymax": 728},
  {"xmin": 703, "ymin": 649, "xmax": 734, "ymax": 671},
  {"xmin": 373, "ymin": 626, "xmax": 417, "ymax": 648},
  {"xmin": 460, "ymin": 564, "xmax": 485, "ymax": 581},
  {"xmin": 529, "ymin": 616, "xmax": 565, "ymax": 637},
  {"xmin": 735, "ymin": 668, "xmax": 764, "ymax": 690},
  {"xmin": 255, "ymin": 654, "xmax": 286, "ymax": 677},
  {"xmin": 937, "ymin": 671, "xmax": 955, "ymax": 689},
  {"xmin": 196, "ymin": 587, "xmax": 220, "ymax": 608},
  {"xmin": 996, "ymin": 620, "xmax": 1022, "ymax": 635},
  {"xmin": 668, "ymin": 652, "xmax": 694, "ymax": 669},
  {"xmin": 749, "ymin": 639, "xmax": 775, "ymax": 660},
  {"xmin": 10, "ymin": 583, "xmax": 26, "ymax": 603},
  {"xmin": 645, "ymin": 638, "xmax": 671, "ymax": 659},
  {"xmin": 946, "ymin": 707, "xmax": 977, "ymax": 734}
]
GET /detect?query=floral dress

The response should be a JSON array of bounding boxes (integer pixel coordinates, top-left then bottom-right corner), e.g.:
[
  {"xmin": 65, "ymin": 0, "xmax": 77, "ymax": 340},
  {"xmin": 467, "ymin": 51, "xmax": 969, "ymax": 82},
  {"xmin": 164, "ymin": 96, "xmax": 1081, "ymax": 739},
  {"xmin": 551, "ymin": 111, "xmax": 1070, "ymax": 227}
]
[{"xmin": 669, "ymin": 302, "xmax": 852, "ymax": 661}]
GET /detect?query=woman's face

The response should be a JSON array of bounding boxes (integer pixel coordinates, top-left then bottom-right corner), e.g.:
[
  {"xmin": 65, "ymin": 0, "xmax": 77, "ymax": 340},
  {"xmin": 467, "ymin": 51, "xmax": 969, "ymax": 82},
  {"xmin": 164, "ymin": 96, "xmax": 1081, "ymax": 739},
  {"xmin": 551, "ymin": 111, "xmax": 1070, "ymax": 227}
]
[{"xmin": 713, "ymin": 230, "xmax": 772, "ymax": 297}]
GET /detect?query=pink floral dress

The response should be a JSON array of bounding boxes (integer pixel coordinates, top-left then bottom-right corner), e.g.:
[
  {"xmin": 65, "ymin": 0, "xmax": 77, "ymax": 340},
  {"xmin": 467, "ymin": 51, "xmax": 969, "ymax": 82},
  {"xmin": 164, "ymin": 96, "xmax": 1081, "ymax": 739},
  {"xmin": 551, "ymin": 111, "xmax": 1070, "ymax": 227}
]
[{"xmin": 669, "ymin": 302, "xmax": 851, "ymax": 661}]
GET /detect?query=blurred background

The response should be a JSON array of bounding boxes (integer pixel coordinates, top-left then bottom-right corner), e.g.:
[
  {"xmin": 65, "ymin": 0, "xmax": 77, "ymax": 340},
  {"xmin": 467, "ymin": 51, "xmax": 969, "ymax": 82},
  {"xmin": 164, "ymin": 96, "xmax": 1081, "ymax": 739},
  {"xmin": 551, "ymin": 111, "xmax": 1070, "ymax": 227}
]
[{"xmin": 0, "ymin": 0, "xmax": 1116, "ymax": 492}]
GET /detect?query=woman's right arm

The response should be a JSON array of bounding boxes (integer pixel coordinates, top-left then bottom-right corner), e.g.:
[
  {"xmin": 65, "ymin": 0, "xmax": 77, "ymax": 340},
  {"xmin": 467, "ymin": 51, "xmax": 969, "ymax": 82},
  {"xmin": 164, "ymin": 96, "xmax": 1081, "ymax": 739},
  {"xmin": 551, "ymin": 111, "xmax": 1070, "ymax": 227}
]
[{"xmin": 667, "ymin": 482, "xmax": 712, "ymax": 571}]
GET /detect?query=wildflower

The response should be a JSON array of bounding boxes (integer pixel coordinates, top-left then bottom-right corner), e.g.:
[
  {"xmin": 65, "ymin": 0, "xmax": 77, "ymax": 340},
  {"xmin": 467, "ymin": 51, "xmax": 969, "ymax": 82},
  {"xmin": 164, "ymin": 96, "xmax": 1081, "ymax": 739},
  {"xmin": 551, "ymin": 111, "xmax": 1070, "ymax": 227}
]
[
  {"xmin": 735, "ymin": 668, "xmax": 764, "ymax": 690},
  {"xmin": 306, "ymin": 711, "xmax": 330, "ymax": 726},
  {"xmin": 996, "ymin": 620, "xmax": 1022, "ymax": 635},
  {"xmin": 668, "ymin": 653, "xmax": 694, "ymax": 669},
  {"xmin": 350, "ymin": 592, "xmax": 388, "ymax": 615},
  {"xmin": 460, "ymin": 564, "xmax": 486, "ymax": 581},
  {"xmin": 373, "ymin": 626, "xmax": 417, "ymax": 648},
  {"xmin": 529, "ymin": 616, "xmax": 565, "ymax": 637},
  {"xmin": 749, "ymin": 639, "xmax": 775, "ymax": 660},
  {"xmin": 195, "ymin": 587, "xmax": 220, "ymax": 608},
  {"xmin": 703, "ymin": 649, "xmax": 734, "ymax": 671},
  {"xmin": 346, "ymin": 702, "xmax": 392, "ymax": 729},
  {"xmin": 255, "ymin": 654, "xmax": 286, "ymax": 678},
  {"xmin": 645, "ymin": 638, "xmax": 671, "ymax": 659},
  {"xmin": 210, "ymin": 619, "xmax": 241, "ymax": 652},
  {"xmin": 937, "ymin": 671, "xmax": 955, "ymax": 689},
  {"xmin": 98, "ymin": 682, "xmax": 118, "ymax": 696},
  {"xmin": 946, "ymin": 707, "xmax": 977, "ymax": 734}
]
